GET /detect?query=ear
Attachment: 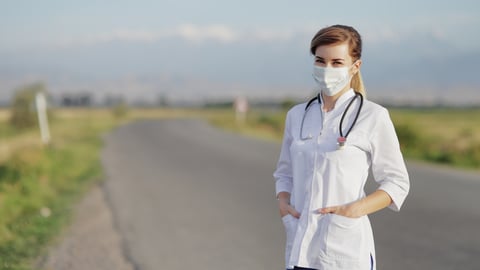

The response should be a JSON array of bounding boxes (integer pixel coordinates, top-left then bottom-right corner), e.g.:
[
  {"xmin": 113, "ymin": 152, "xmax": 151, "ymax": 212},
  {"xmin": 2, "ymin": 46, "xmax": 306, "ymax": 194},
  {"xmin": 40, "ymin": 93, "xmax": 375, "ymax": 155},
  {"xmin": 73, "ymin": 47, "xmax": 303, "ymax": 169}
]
[{"xmin": 352, "ymin": 59, "xmax": 362, "ymax": 75}]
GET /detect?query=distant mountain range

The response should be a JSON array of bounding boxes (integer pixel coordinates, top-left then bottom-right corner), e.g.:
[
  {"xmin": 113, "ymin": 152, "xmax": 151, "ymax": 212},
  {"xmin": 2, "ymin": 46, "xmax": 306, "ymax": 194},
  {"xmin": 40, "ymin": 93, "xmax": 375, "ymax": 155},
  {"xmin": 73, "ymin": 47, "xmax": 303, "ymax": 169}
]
[{"xmin": 1, "ymin": 31, "xmax": 479, "ymax": 106}]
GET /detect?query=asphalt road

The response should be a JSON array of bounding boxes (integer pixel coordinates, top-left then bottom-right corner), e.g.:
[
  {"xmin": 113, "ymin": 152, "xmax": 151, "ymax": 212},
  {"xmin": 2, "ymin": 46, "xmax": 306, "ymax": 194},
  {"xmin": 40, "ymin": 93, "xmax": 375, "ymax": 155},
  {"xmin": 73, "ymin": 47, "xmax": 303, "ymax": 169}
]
[{"xmin": 101, "ymin": 119, "xmax": 480, "ymax": 270}]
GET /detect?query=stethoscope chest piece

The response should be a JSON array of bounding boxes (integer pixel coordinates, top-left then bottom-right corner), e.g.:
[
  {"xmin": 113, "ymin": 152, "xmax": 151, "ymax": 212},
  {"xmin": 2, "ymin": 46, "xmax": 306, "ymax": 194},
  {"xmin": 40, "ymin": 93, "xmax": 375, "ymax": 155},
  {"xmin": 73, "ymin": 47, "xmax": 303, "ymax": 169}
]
[{"xmin": 337, "ymin": 136, "xmax": 346, "ymax": 150}]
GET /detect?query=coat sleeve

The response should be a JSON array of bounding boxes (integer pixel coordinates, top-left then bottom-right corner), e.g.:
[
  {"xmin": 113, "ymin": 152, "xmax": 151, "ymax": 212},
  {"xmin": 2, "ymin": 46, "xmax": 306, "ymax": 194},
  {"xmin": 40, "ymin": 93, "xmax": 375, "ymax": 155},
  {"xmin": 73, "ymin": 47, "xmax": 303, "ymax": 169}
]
[
  {"xmin": 273, "ymin": 111, "xmax": 294, "ymax": 197},
  {"xmin": 369, "ymin": 108, "xmax": 410, "ymax": 211}
]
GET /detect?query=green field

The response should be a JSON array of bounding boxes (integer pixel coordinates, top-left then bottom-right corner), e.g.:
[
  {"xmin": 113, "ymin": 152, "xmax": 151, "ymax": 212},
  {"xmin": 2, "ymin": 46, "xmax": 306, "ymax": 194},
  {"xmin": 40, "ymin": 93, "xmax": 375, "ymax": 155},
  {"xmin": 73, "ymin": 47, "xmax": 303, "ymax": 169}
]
[
  {"xmin": 0, "ymin": 107, "xmax": 479, "ymax": 269},
  {"xmin": 208, "ymin": 107, "xmax": 480, "ymax": 169},
  {"xmin": 389, "ymin": 108, "xmax": 480, "ymax": 167}
]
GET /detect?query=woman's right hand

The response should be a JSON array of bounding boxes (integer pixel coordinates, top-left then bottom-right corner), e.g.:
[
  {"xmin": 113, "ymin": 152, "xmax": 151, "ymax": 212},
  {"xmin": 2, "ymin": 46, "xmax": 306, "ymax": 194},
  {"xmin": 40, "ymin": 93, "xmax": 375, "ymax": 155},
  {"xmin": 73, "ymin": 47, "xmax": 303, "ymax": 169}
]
[{"xmin": 278, "ymin": 198, "xmax": 300, "ymax": 218}]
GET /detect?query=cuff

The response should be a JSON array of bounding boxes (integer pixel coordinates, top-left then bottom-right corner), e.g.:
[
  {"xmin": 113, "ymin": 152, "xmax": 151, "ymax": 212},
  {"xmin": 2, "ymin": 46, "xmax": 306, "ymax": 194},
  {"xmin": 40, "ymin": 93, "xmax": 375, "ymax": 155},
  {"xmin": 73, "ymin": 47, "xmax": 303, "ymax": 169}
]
[
  {"xmin": 275, "ymin": 179, "xmax": 292, "ymax": 197},
  {"xmin": 377, "ymin": 181, "xmax": 409, "ymax": 212}
]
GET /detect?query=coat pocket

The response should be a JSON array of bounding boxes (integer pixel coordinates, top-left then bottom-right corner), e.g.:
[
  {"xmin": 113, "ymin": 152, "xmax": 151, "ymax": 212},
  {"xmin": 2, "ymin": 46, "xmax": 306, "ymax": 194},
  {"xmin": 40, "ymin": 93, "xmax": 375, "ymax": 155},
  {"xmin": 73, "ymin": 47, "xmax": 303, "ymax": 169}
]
[
  {"xmin": 282, "ymin": 214, "xmax": 298, "ymax": 268},
  {"xmin": 325, "ymin": 214, "xmax": 363, "ymax": 261}
]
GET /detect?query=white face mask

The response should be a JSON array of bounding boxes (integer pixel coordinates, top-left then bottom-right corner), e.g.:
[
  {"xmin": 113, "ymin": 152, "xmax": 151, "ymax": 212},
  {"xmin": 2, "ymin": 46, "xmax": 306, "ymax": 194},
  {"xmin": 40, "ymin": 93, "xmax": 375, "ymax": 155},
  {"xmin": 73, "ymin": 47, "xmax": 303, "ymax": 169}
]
[{"xmin": 312, "ymin": 63, "xmax": 356, "ymax": 96}]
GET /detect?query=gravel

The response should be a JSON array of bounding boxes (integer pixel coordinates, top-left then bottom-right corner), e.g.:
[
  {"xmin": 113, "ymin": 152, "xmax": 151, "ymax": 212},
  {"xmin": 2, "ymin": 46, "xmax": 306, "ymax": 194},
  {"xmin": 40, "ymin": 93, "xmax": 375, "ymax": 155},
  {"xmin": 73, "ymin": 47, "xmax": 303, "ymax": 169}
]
[{"xmin": 35, "ymin": 183, "xmax": 135, "ymax": 270}]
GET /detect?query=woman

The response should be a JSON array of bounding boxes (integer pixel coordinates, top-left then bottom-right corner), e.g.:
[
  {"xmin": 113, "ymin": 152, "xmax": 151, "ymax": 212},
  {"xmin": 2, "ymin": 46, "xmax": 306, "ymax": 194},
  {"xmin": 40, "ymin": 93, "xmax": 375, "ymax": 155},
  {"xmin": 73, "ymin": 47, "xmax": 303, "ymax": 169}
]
[{"xmin": 273, "ymin": 25, "xmax": 410, "ymax": 270}]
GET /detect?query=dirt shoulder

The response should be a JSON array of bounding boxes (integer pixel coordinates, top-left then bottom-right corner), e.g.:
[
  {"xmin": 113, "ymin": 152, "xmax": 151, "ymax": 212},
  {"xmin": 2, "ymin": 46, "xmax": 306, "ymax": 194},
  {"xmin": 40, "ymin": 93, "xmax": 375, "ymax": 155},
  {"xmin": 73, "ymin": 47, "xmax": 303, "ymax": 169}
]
[{"xmin": 35, "ymin": 183, "xmax": 135, "ymax": 270}]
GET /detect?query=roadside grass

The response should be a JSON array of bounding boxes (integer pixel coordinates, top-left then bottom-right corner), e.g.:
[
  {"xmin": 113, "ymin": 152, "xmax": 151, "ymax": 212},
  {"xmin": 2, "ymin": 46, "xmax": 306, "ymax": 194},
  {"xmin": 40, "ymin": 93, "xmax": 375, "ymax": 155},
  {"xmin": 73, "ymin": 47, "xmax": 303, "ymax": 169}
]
[
  {"xmin": 0, "ymin": 110, "xmax": 27, "ymax": 141},
  {"xmin": 0, "ymin": 109, "xmax": 120, "ymax": 269}
]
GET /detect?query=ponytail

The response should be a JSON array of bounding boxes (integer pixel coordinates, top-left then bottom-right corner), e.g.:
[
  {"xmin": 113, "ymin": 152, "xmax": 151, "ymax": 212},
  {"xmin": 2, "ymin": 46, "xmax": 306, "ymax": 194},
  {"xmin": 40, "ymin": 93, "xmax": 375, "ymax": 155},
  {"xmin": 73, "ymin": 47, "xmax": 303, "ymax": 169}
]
[{"xmin": 351, "ymin": 70, "xmax": 366, "ymax": 97}]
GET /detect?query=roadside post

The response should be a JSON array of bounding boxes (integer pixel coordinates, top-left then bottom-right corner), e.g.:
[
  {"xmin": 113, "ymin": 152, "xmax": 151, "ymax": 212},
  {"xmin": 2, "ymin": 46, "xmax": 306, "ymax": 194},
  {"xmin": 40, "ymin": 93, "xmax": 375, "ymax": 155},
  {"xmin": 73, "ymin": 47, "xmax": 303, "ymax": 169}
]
[
  {"xmin": 35, "ymin": 92, "xmax": 51, "ymax": 145},
  {"xmin": 234, "ymin": 96, "xmax": 249, "ymax": 124}
]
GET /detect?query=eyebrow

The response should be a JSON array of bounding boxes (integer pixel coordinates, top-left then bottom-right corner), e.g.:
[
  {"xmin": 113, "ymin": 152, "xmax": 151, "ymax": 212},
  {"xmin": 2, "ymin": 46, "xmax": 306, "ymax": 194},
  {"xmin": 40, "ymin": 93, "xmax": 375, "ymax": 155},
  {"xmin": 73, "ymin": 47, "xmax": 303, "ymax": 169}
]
[{"xmin": 315, "ymin": 56, "xmax": 345, "ymax": 61}]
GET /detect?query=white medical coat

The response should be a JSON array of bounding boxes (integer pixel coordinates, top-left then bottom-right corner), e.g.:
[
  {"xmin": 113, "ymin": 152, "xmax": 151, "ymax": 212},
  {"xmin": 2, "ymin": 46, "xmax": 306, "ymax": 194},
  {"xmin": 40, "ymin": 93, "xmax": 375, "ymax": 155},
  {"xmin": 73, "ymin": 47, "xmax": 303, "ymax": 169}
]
[{"xmin": 274, "ymin": 89, "xmax": 410, "ymax": 270}]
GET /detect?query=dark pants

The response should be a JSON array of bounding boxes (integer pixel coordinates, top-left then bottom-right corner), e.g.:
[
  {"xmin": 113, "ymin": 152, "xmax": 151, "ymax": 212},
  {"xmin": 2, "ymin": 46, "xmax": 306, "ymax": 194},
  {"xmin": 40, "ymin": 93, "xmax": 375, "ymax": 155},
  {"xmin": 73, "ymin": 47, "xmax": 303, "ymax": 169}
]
[
  {"xmin": 289, "ymin": 264, "xmax": 372, "ymax": 270},
  {"xmin": 288, "ymin": 256, "xmax": 374, "ymax": 270}
]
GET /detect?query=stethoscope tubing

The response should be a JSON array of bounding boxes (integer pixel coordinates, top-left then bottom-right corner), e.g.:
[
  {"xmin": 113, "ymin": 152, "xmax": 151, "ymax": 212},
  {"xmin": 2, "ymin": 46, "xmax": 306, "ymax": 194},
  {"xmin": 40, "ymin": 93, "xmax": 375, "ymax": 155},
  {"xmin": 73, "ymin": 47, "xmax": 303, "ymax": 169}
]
[{"xmin": 299, "ymin": 92, "xmax": 363, "ymax": 141}]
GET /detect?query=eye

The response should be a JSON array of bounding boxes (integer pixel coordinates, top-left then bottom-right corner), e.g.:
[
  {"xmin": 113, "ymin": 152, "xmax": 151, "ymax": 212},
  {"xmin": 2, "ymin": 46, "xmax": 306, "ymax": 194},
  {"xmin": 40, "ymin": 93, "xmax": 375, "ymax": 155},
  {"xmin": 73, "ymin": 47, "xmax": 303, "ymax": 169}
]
[{"xmin": 315, "ymin": 59, "xmax": 325, "ymax": 63}]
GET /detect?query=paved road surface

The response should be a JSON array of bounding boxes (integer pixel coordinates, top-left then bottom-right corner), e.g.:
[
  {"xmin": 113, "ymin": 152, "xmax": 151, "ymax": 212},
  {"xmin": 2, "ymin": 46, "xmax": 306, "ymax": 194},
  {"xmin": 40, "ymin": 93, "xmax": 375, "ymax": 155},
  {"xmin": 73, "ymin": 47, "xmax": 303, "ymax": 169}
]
[{"xmin": 101, "ymin": 119, "xmax": 480, "ymax": 270}]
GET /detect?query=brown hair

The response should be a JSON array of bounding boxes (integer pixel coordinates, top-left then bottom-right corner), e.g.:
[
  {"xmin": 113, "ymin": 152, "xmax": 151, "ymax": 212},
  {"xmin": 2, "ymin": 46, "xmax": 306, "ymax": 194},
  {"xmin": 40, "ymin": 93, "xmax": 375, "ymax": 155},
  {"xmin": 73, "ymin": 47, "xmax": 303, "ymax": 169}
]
[{"xmin": 310, "ymin": 25, "xmax": 365, "ymax": 96}]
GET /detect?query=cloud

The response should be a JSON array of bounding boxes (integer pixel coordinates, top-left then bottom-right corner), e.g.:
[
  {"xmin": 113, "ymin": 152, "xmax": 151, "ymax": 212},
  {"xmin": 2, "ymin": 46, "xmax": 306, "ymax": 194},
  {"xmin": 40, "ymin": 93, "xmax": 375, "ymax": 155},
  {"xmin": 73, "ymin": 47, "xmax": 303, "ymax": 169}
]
[
  {"xmin": 248, "ymin": 29, "xmax": 296, "ymax": 42},
  {"xmin": 107, "ymin": 30, "xmax": 160, "ymax": 42},
  {"xmin": 177, "ymin": 24, "xmax": 238, "ymax": 43},
  {"xmin": 54, "ymin": 24, "xmax": 240, "ymax": 47},
  {"xmin": 51, "ymin": 24, "xmax": 311, "ymax": 49},
  {"xmin": 55, "ymin": 30, "xmax": 158, "ymax": 48},
  {"xmin": 49, "ymin": 21, "xmax": 475, "ymax": 51}
]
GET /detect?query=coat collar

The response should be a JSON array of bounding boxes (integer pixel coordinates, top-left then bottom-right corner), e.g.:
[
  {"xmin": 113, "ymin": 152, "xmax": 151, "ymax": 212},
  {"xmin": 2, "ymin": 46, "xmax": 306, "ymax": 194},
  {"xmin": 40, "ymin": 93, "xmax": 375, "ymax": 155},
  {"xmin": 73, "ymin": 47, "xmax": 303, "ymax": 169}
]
[{"xmin": 319, "ymin": 88, "xmax": 356, "ymax": 112}]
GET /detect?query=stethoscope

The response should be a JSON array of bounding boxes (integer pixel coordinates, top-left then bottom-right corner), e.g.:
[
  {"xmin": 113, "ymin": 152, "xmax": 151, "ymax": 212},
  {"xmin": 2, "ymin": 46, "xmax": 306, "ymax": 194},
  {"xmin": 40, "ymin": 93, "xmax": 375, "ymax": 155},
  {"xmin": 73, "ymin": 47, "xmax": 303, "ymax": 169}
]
[{"xmin": 300, "ymin": 92, "xmax": 364, "ymax": 149}]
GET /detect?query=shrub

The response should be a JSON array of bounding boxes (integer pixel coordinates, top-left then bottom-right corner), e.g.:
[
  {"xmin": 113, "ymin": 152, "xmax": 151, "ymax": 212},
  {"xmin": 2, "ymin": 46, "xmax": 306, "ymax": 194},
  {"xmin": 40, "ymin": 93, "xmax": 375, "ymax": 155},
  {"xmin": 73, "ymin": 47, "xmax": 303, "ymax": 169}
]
[
  {"xmin": 112, "ymin": 101, "xmax": 129, "ymax": 119},
  {"xmin": 394, "ymin": 123, "xmax": 420, "ymax": 150},
  {"xmin": 9, "ymin": 83, "xmax": 51, "ymax": 130},
  {"xmin": 257, "ymin": 114, "xmax": 283, "ymax": 133},
  {"xmin": 281, "ymin": 98, "xmax": 297, "ymax": 110}
]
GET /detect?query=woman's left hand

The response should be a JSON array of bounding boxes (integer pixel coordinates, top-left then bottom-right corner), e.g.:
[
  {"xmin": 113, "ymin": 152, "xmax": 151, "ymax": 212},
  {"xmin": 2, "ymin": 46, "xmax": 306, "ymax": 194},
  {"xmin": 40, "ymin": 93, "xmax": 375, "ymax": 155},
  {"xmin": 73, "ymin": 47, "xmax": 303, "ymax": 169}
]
[
  {"xmin": 318, "ymin": 190, "xmax": 394, "ymax": 218},
  {"xmin": 317, "ymin": 202, "xmax": 362, "ymax": 218}
]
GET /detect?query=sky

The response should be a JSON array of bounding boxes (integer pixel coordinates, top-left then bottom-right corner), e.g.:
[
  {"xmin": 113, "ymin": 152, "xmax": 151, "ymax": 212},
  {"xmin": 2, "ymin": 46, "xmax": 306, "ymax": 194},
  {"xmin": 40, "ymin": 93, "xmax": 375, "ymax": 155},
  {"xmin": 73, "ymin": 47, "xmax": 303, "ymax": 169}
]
[{"xmin": 1, "ymin": 0, "xmax": 480, "ymax": 105}]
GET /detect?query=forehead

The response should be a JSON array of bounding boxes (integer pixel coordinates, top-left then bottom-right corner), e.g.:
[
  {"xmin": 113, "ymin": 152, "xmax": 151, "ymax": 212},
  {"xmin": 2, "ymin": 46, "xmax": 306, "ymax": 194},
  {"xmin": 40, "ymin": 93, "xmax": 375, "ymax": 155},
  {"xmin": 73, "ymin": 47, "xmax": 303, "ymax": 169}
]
[{"xmin": 314, "ymin": 43, "xmax": 350, "ymax": 59}]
